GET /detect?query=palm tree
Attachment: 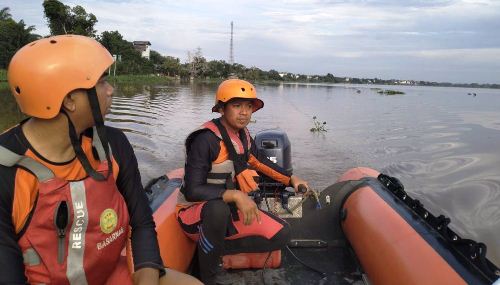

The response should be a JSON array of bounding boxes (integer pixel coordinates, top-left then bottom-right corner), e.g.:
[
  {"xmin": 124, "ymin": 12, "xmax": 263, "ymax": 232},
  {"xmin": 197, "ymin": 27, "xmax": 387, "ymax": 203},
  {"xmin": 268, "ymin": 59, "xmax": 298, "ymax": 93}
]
[
  {"xmin": 0, "ymin": 7, "xmax": 12, "ymax": 21},
  {"xmin": 0, "ymin": 7, "xmax": 40, "ymax": 68}
]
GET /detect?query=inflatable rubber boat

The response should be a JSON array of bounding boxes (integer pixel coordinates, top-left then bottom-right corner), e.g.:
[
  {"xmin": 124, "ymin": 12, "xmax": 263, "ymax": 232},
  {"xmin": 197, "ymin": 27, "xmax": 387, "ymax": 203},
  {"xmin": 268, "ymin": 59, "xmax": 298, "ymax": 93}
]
[{"xmin": 145, "ymin": 130, "xmax": 500, "ymax": 285}]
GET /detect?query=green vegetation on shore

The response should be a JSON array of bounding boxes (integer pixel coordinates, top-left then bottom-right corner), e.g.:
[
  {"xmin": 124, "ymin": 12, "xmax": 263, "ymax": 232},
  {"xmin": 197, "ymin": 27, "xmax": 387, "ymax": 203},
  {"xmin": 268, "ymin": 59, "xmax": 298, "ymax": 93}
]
[
  {"xmin": 0, "ymin": 69, "xmax": 8, "ymax": 89},
  {"xmin": 109, "ymin": 74, "xmax": 175, "ymax": 85},
  {"xmin": 0, "ymin": 68, "xmax": 25, "ymax": 130}
]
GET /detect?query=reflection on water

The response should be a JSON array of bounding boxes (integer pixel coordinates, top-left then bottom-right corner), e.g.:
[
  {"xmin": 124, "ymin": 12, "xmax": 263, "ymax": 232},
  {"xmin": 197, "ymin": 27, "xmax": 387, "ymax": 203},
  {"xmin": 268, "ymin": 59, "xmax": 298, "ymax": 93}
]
[{"xmin": 1, "ymin": 82, "xmax": 499, "ymax": 265}]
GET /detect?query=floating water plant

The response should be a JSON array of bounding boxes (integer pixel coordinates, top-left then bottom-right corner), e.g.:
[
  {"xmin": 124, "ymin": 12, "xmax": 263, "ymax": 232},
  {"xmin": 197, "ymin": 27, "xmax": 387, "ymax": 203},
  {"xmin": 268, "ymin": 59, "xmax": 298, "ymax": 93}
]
[
  {"xmin": 310, "ymin": 116, "xmax": 327, "ymax": 132},
  {"xmin": 377, "ymin": 89, "xmax": 405, "ymax": 95}
]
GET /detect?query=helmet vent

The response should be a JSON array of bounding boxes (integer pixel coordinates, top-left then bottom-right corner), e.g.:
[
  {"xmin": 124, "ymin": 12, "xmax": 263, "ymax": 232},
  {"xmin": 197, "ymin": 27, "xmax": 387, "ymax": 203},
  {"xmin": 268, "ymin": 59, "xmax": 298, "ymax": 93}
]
[
  {"xmin": 50, "ymin": 40, "xmax": 57, "ymax": 44},
  {"xmin": 46, "ymin": 106, "xmax": 51, "ymax": 110},
  {"xmin": 15, "ymin": 87, "xmax": 21, "ymax": 94},
  {"xmin": 241, "ymin": 87, "xmax": 245, "ymax": 92}
]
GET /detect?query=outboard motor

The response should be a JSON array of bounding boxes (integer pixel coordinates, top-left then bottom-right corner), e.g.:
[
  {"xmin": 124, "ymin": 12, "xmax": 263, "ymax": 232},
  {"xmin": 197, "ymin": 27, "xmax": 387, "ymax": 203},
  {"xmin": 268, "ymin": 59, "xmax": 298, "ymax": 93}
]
[
  {"xmin": 255, "ymin": 129, "xmax": 303, "ymax": 217},
  {"xmin": 254, "ymin": 129, "xmax": 292, "ymax": 193}
]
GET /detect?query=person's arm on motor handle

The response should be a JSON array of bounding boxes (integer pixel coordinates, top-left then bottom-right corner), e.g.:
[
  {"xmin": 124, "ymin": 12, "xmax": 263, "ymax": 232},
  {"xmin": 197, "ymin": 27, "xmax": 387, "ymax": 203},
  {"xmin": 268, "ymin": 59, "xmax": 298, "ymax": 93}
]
[
  {"xmin": 290, "ymin": 175, "xmax": 310, "ymax": 193},
  {"xmin": 223, "ymin": 190, "xmax": 262, "ymax": 225}
]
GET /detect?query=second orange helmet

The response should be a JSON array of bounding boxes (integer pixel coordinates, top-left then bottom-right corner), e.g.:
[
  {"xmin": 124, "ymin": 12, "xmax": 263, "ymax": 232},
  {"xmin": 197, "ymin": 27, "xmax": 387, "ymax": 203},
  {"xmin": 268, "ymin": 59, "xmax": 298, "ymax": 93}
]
[{"xmin": 212, "ymin": 79, "xmax": 264, "ymax": 113}]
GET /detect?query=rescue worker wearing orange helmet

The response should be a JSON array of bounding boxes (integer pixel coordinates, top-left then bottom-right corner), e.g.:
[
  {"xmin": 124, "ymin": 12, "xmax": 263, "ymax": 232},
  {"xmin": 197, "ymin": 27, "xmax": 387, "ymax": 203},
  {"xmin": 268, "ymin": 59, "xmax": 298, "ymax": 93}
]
[
  {"xmin": 0, "ymin": 35, "xmax": 201, "ymax": 285},
  {"xmin": 177, "ymin": 79, "xmax": 310, "ymax": 284}
]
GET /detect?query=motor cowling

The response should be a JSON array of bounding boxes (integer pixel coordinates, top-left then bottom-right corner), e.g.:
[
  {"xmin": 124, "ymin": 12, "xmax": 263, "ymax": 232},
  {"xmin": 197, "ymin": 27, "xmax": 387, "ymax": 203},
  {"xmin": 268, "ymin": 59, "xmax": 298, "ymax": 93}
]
[{"xmin": 254, "ymin": 129, "xmax": 292, "ymax": 191}]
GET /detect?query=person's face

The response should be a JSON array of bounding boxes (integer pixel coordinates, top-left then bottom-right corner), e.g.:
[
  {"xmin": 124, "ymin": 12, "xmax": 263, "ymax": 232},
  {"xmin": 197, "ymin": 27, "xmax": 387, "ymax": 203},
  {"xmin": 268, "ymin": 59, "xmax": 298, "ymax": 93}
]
[
  {"xmin": 94, "ymin": 75, "xmax": 114, "ymax": 117},
  {"xmin": 64, "ymin": 74, "xmax": 114, "ymax": 131},
  {"xmin": 220, "ymin": 99, "xmax": 254, "ymax": 131}
]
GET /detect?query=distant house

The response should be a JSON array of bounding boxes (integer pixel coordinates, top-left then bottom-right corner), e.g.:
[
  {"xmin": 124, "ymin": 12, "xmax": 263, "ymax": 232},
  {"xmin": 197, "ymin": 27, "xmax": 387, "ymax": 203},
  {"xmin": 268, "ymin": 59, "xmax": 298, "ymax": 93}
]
[
  {"xmin": 398, "ymin": 80, "xmax": 413, "ymax": 85},
  {"xmin": 133, "ymin": 41, "xmax": 151, "ymax": 59}
]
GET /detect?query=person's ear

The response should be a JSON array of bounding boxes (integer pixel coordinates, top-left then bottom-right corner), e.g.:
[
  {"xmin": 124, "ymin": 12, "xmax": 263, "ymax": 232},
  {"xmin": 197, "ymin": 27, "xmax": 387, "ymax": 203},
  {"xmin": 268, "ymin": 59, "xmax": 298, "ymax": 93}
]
[
  {"xmin": 62, "ymin": 89, "xmax": 85, "ymax": 112},
  {"xmin": 62, "ymin": 93, "xmax": 77, "ymax": 112}
]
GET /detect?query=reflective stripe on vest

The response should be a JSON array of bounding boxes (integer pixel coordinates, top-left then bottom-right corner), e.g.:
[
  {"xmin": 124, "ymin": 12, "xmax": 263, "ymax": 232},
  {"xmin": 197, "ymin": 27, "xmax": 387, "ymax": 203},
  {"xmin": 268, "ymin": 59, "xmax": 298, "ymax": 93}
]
[
  {"xmin": 67, "ymin": 180, "xmax": 90, "ymax": 284},
  {"xmin": 207, "ymin": 160, "xmax": 235, "ymax": 186},
  {"xmin": 0, "ymin": 145, "xmax": 54, "ymax": 182}
]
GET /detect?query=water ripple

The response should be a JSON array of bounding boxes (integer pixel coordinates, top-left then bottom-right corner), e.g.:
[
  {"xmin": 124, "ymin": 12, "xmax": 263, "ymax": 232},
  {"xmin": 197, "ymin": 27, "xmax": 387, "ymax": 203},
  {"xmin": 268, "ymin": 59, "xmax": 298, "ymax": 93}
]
[
  {"xmin": 374, "ymin": 145, "xmax": 416, "ymax": 155},
  {"xmin": 448, "ymin": 178, "xmax": 500, "ymax": 227},
  {"xmin": 383, "ymin": 155, "xmax": 479, "ymax": 179},
  {"xmin": 420, "ymin": 142, "xmax": 464, "ymax": 153}
]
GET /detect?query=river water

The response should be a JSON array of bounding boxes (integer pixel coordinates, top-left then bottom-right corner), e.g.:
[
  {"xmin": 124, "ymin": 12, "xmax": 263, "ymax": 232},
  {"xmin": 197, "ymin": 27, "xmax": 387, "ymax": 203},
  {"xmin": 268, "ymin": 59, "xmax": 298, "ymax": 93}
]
[{"xmin": 1, "ymin": 82, "xmax": 499, "ymax": 265}]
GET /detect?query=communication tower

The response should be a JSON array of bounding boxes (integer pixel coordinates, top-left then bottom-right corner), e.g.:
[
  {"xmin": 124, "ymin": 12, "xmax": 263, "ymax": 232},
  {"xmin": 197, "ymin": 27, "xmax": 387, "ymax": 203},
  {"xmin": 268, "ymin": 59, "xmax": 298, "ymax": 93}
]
[{"xmin": 229, "ymin": 21, "xmax": 234, "ymax": 65}]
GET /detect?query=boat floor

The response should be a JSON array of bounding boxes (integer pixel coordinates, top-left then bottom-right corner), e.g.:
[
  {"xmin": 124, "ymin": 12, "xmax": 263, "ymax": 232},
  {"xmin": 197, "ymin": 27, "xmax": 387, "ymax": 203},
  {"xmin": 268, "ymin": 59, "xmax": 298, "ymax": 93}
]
[
  {"xmin": 212, "ymin": 245, "xmax": 364, "ymax": 285},
  {"xmin": 149, "ymin": 175, "xmax": 366, "ymax": 284}
]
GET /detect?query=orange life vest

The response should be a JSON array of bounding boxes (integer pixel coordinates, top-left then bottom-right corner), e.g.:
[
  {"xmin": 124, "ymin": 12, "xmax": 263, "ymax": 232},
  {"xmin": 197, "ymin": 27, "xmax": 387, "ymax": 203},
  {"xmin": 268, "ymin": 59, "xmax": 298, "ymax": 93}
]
[
  {"xmin": 0, "ymin": 142, "xmax": 132, "ymax": 284},
  {"xmin": 194, "ymin": 119, "xmax": 258, "ymax": 190}
]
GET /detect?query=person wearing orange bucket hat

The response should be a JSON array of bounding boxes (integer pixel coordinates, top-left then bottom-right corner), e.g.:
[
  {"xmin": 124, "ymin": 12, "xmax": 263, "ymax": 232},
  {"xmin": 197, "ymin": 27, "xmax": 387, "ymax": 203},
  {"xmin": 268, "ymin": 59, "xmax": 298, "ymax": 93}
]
[
  {"xmin": 0, "ymin": 35, "xmax": 201, "ymax": 285},
  {"xmin": 177, "ymin": 78, "xmax": 310, "ymax": 284}
]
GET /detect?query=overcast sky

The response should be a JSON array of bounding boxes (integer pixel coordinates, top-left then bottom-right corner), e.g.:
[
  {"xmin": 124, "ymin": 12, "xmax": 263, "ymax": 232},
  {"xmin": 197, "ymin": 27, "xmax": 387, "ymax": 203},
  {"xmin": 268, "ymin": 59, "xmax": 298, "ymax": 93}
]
[{"xmin": 3, "ymin": 0, "xmax": 500, "ymax": 84}]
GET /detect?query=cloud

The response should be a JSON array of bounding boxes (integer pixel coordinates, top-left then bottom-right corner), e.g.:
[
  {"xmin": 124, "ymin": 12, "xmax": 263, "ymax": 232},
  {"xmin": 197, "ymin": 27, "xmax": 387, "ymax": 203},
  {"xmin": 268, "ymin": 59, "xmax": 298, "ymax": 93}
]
[
  {"xmin": 414, "ymin": 48, "xmax": 500, "ymax": 63},
  {"xmin": 3, "ymin": 0, "xmax": 500, "ymax": 83},
  {"xmin": 321, "ymin": 48, "xmax": 500, "ymax": 63}
]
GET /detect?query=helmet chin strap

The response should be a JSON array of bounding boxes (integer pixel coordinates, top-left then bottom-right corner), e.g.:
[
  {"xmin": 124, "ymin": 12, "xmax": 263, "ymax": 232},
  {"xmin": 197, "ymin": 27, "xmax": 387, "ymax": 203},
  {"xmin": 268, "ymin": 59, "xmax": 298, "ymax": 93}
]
[
  {"xmin": 86, "ymin": 87, "xmax": 112, "ymax": 162},
  {"xmin": 60, "ymin": 87, "xmax": 113, "ymax": 181}
]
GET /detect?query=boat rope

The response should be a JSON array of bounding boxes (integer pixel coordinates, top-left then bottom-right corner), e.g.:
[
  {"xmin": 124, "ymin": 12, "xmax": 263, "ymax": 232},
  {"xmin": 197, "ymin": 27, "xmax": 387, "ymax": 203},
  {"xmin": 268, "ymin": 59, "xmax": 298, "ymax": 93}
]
[
  {"xmin": 285, "ymin": 245, "xmax": 328, "ymax": 282},
  {"xmin": 260, "ymin": 251, "xmax": 273, "ymax": 285}
]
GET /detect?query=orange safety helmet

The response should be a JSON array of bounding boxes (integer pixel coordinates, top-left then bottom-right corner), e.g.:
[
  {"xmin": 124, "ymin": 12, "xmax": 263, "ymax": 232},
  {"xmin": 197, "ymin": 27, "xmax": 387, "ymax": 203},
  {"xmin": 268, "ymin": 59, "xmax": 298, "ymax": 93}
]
[
  {"xmin": 212, "ymin": 79, "xmax": 264, "ymax": 113},
  {"xmin": 7, "ymin": 35, "xmax": 114, "ymax": 119}
]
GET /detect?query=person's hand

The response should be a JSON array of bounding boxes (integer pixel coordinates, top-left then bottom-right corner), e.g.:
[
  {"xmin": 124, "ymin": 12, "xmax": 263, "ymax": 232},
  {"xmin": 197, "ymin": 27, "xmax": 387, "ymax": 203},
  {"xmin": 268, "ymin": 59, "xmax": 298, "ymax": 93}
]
[
  {"xmin": 235, "ymin": 191, "xmax": 261, "ymax": 225},
  {"xmin": 224, "ymin": 190, "xmax": 261, "ymax": 225},
  {"xmin": 290, "ymin": 175, "xmax": 310, "ymax": 193}
]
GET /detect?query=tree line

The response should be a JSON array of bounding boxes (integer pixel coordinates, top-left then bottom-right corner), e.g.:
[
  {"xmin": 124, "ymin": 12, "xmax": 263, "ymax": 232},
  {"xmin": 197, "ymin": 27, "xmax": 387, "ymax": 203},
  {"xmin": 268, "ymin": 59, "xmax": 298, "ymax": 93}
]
[
  {"xmin": 0, "ymin": 7, "xmax": 40, "ymax": 69},
  {"xmin": 1, "ymin": 1, "xmax": 498, "ymax": 88},
  {"xmin": 0, "ymin": 2, "xmax": 417, "ymax": 82}
]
